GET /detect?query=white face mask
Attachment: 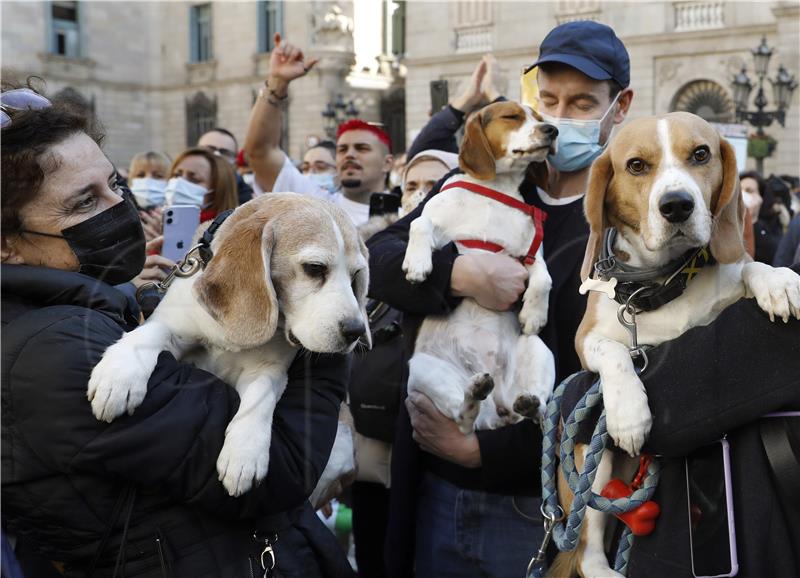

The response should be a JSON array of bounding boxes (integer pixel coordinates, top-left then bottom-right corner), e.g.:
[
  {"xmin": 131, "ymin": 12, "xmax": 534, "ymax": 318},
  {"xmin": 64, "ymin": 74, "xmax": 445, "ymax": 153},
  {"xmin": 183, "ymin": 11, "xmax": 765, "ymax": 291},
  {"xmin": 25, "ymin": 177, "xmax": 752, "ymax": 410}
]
[
  {"xmin": 164, "ymin": 176, "xmax": 210, "ymax": 208},
  {"xmin": 130, "ymin": 178, "xmax": 167, "ymax": 208}
]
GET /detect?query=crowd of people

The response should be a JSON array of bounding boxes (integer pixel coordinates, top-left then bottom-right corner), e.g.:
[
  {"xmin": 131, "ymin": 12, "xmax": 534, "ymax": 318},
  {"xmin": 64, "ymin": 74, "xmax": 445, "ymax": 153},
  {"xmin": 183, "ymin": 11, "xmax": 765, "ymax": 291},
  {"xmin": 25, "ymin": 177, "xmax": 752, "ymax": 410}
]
[{"xmin": 2, "ymin": 18, "xmax": 799, "ymax": 578}]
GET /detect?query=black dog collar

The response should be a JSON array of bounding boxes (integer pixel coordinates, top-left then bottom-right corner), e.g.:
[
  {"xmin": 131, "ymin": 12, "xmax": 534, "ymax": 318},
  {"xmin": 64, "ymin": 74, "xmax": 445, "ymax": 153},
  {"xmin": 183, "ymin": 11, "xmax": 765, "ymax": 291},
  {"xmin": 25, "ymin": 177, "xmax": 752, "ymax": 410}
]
[{"xmin": 593, "ymin": 228, "xmax": 715, "ymax": 312}]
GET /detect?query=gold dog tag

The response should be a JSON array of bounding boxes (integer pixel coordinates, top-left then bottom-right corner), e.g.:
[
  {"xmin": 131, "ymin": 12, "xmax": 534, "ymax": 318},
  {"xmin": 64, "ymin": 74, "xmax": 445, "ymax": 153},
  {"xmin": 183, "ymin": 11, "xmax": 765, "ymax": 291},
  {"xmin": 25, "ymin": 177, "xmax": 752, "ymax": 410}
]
[{"xmin": 579, "ymin": 277, "xmax": 617, "ymax": 299}]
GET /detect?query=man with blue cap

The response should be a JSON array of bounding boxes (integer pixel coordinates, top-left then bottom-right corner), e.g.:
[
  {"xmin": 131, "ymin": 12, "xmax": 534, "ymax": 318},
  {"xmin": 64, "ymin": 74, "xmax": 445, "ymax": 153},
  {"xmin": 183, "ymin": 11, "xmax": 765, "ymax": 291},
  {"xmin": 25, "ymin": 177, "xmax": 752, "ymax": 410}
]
[{"xmin": 367, "ymin": 21, "xmax": 635, "ymax": 578}]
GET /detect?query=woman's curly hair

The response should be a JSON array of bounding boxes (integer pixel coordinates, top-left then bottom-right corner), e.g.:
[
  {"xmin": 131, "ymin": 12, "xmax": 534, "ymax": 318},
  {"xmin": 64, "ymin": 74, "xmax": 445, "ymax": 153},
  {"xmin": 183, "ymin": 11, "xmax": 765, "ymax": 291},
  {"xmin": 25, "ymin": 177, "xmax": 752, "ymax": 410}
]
[{"xmin": 1, "ymin": 79, "xmax": 104, "ymax": 232}]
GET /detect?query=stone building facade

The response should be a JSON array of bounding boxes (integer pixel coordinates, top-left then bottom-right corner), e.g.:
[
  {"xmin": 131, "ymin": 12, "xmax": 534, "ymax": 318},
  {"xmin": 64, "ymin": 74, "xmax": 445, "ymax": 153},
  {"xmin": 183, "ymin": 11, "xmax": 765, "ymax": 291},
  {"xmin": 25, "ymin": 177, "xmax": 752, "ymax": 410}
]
[
  {"xmin": 403, "ymin": 0, "xmax": 799, "ymax": 175},
  {"xmin": 2, "ymin": 1, "xmax": 798, "ymax": 175},
  {"xmin": 1, "ymin": 0, "xmax": 405, "ymax": 167}
]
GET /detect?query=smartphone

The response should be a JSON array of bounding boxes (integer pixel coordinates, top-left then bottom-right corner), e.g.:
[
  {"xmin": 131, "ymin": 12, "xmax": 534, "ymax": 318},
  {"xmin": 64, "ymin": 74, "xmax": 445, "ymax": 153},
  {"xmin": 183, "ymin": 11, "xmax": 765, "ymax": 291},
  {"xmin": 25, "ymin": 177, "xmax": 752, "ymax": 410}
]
[
  {"xmin": 369, "ymin": 192, "xmax": 401, "ymax": 217},
  {"xmin": 430, "ymin": 79, "xmax": 449, "ymax": 113},
  {"xmin": 162, "ymin": 205, "xmax": 200, "ymax": 262},
  {"xmin": 685, "ymin": 438, "xmax": 738, "ymax": 578}
]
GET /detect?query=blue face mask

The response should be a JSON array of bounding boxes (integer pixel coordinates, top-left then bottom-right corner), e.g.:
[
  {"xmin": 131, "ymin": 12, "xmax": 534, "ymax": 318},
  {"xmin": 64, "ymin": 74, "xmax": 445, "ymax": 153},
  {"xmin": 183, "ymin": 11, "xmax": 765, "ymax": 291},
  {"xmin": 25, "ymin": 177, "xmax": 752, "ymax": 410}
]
[
  {"xmin": 541, "ymin": 93, "xmax": 620, "ymax": 173},
  {"xmin": 308, "ymin": 172, "xmax": 337, "ymax": 194}
]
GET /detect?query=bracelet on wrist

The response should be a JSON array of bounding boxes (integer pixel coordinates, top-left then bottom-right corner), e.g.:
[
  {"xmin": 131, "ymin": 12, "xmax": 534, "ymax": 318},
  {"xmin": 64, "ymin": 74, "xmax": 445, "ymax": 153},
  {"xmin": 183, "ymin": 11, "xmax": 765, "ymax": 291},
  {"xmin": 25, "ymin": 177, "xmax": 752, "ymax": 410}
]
[{"xmin": 265, "ymin": 79, "xmax": 288, "ymax": 101}]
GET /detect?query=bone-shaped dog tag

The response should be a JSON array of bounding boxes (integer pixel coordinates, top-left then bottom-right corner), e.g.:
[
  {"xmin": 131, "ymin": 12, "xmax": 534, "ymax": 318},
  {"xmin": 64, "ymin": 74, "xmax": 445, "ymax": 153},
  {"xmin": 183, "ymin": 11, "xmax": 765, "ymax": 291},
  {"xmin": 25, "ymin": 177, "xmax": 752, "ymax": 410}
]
[{"xmin": 579, "ymin": 277, "xmax": 617, "ymax": 299}]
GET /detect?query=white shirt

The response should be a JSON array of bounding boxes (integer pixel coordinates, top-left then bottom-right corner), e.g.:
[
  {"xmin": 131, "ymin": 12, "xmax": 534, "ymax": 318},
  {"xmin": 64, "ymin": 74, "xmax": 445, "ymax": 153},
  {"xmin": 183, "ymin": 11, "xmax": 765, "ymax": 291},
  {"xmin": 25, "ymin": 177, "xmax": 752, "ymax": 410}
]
[
  {"xmin": 253, "ymin": 155, "xmax": 371, "ymax": 226},
  {"xmin": 537, "ymin": 187, "xmax": 584, "ymax": 206}
]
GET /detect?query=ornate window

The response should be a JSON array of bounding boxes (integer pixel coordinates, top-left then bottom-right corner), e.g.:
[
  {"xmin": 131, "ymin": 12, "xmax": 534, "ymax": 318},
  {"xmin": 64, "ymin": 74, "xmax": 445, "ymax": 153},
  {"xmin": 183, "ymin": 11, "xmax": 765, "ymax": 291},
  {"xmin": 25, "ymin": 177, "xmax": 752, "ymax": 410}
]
[
  {"xmin": 190, "ymin": 4, "xmax": 213, "ymax": 63},
  {"xmin": 257, "ymin": 1, "xmax": 283, "ymax": 53},
  {"xmin": 50, "ymin": 1, "xmax": 81, "ymax": 58},
  {"xmin": 671, "ymin": 80, "xmax": 735, "ymax": 123},
  {"xmin": 185, "ymin": 91, "xmax": 217, "ymax": 146}
]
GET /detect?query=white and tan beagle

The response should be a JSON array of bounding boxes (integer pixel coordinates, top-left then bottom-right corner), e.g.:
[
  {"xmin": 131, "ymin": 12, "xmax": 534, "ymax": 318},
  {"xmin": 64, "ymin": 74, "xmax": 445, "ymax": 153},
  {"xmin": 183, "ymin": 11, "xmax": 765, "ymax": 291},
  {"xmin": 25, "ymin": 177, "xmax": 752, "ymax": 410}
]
[
  {"xmin": 552, "ymin": 112, "xmax": 800, "ymax": 578},
  {"xmin": 88, "ymin": 193, "xmax": 371, "ymax": 498},
  {"xmin": 402, "ymin": 101, "xmax": 558, "ymax": 432}
]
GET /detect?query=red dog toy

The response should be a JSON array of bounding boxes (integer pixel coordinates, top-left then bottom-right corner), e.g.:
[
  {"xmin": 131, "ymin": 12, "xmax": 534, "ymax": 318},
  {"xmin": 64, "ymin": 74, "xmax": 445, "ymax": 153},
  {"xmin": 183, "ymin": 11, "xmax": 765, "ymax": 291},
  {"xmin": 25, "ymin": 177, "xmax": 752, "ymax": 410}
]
[{"xmin": 601, "ymin": 455, "xmax": 661, "ymax": 536}]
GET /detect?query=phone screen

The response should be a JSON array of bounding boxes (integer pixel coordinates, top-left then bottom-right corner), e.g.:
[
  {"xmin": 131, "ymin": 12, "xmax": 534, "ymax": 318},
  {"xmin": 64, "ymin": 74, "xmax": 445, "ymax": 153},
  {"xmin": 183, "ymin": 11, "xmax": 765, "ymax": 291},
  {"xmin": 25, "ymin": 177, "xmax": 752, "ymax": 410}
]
[
  {"xmin": 369, "ymin": 192, "xmax": 401, "ymax": 217},
  {"xmin": 685, "ymin": 439, "xmax": 737, "ymax": 578}
]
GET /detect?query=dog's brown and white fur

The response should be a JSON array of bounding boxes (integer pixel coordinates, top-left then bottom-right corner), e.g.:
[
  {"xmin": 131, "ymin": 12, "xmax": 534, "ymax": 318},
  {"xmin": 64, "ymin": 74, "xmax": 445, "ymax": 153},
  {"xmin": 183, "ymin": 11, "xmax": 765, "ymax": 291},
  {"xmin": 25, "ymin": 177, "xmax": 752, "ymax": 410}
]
[
  {"xmin": 553, "ymin": 112, "xmax": 800, "ymax": 577},
  {"xmin": 88, "ymin": 194, "xmax": 371, "ymax": 498},
  {"xmin": 401, "ymin": 101, "xmax": 558, "ymax": 431}
]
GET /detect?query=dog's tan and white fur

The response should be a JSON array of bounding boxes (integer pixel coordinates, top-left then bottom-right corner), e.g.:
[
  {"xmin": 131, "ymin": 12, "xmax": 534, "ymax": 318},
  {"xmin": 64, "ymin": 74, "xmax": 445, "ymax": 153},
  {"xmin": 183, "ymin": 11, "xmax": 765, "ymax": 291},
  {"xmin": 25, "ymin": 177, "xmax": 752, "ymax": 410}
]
[
  {"xmin": 555, "ymin": 112, "xmax": 800, "ymax": 577},
  {"xmin": 88, "ymin": 194, "xmax": 370, "ymax": 498},
  {"xmin": 402, "ymin": 101, "xmax": 558, "ymax": 431}
]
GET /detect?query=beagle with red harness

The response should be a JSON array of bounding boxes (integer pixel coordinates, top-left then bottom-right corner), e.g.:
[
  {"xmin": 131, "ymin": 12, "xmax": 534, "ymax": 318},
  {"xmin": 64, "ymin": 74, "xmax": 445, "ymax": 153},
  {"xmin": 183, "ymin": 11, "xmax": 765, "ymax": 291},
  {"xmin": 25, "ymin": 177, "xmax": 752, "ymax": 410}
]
[
  {"xmin": 402, "ymin": 101, "xmax": 558, "ymax": 432},
  {"xmin": 551, "ymin": 112, "xmax": 800, "ymax": 577}
]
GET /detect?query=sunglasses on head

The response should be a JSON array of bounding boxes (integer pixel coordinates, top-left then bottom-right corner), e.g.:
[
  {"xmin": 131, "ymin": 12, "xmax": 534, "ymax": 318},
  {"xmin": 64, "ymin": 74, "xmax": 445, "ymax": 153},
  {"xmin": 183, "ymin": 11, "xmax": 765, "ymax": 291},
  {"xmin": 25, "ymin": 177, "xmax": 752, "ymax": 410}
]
[{"xmin": 0, "ymin": 88, "xmax": 52, "ymax": 128}]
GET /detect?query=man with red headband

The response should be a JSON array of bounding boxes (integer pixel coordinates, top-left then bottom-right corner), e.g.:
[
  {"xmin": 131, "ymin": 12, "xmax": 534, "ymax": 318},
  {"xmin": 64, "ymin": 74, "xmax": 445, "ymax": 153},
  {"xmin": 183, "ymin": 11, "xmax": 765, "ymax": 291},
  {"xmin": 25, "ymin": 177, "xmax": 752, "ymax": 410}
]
[{"xmin": 243, "ymin": 33, "xmax": 394, "ymax": 225}]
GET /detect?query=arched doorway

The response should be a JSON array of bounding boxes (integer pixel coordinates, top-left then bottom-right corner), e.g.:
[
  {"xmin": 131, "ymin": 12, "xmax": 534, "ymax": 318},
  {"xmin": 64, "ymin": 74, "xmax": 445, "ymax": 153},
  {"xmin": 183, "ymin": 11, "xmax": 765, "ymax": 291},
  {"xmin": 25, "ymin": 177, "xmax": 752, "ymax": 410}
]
[{"xmin": 670, "ymin": 80, "xmax": 735, "ymax": 123}]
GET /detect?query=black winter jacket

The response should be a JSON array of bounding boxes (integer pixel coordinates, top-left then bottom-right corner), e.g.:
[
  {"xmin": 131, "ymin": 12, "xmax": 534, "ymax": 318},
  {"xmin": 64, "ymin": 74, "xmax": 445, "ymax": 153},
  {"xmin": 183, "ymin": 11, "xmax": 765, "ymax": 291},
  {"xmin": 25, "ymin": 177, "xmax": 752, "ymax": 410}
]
[
  {"xmin": 562, "ymin": 292, "xmax": 800, "ymax": 578},
  {"xmin": 367, "ymin": 167, "xmax": 589, "ymax": 577},
  {"xmin": 1, "ymin": 264, "xmax": 353, "ymax": 577}
]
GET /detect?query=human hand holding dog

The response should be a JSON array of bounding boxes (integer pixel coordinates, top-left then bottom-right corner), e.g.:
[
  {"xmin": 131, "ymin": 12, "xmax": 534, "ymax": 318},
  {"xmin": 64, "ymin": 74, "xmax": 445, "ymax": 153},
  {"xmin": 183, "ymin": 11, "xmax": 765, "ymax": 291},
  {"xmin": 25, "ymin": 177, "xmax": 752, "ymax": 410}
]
[
  {"xmin": 130, "ymin": 237, "xmax": 176, "ymax": 290},
  {"xmin": 407, "ymin": 392, "xmax": 481, "ymax": 468},
  {"xmin": 451, "ymin": 253, "xmax": 528, "ymax": 311}
]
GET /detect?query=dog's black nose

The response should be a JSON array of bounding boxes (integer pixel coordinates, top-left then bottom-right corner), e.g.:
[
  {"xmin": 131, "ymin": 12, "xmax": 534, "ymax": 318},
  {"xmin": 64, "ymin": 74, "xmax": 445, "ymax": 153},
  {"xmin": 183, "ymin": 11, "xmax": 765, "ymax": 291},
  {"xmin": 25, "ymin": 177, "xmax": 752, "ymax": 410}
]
[
  {"xmin": 659, "ymin": 191, "xmax": 695, "ymax": 223},
  {"xmin": 340, "ymin": 319, "xmax": 366, "ymax": 343},
  {"xmin": 540, "ymin": 124, "xmax": 558, "ymax": 138}
]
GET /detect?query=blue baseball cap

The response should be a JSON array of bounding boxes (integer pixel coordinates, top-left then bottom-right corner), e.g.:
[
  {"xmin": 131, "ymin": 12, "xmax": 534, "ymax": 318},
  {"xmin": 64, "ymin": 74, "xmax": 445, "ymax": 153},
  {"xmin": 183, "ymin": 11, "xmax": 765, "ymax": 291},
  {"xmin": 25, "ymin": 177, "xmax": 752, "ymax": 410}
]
[{"xmin": 525, "ymin": 21, "xmax": 630, "ymax": 88}]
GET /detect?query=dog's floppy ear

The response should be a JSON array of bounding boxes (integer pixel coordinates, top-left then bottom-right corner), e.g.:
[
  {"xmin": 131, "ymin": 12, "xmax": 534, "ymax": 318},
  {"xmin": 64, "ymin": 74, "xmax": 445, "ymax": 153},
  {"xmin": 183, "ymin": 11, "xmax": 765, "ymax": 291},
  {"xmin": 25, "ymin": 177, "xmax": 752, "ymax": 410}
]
[
  {"xmin": 459, "ymin": 109, "xmax": 496, "ymax": 180},
  {"xmin": 580, "ymin": 149, "xmax": 613, "ymax": 281},
  {"xmin": 526, "ymin": 161, "xmax": 550, "ymax": 192},
  {"xmin": 356, "ymin": 235, "xmax": 373, "ymax": 350},
  {"xmin": 709, "ymin": 137, "xmax": 745, "ymax": 264},
  {"xmin": 193, "ymin": 210, "xmax": 279, "ymax": 348}
]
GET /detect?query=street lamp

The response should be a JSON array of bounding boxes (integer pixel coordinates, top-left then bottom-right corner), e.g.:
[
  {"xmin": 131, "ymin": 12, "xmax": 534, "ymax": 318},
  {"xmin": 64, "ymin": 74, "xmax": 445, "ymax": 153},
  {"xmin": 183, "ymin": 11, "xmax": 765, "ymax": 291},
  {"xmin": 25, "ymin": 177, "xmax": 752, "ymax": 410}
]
[
  {"xmin": 730, "ymin": 37, "xmax": 797, "ymax": 173},
  {"xmin": 321, "ymin": 94, "xmax": 360, "ymax": 139}
]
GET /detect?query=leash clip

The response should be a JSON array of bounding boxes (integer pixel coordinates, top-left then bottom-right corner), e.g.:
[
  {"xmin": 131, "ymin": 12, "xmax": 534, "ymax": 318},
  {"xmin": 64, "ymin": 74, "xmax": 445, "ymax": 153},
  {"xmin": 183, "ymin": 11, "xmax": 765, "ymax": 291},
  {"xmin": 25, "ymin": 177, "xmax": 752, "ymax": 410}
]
[
  {"xmin": 256, "ymin": 533, "xmax": 277, "ymax": 578},
  {"xmin": 526, "ymin": 505, "xmax": 564, "ymax": 578},
  {"xmin": 134, "ymin": 243, "xmax": 205, "ymax": 304},
  {"xmin": 617, "ymin": 287, "xmax": 650, "ymax": 374}
]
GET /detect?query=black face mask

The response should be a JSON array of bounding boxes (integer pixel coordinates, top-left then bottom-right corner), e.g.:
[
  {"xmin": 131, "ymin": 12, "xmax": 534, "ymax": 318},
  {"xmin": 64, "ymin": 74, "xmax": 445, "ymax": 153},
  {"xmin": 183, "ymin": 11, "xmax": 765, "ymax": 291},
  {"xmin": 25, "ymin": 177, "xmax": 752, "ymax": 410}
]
[{"xmin": 18, "ymin": 190, "xmax": 147, "ymax": 285}]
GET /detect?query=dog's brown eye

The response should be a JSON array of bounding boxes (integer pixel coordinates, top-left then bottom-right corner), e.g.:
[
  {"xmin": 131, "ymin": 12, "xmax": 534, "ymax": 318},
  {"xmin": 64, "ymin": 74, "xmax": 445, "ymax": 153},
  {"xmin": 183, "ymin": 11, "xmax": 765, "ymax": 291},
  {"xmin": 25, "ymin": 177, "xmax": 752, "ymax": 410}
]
[
  {"xmin": 303, "ymin": 263, "xmax": 328, "ymax": 279},
  {"xmin": 626, "ymin": 158, "xmax": 647, "ymax": 175},
  {"xmin": 692, "ymin": 146, "xmax": 710, "ymax": 164}
]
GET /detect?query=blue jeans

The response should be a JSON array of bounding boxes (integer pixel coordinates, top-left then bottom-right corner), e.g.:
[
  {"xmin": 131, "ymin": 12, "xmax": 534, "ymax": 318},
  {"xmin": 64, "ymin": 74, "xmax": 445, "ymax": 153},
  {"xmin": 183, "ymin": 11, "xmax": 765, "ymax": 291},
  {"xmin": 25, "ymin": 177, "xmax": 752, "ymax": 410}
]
[{"xmin": 414, "ymin": 472, "xmax": 545, "ymax": 578}]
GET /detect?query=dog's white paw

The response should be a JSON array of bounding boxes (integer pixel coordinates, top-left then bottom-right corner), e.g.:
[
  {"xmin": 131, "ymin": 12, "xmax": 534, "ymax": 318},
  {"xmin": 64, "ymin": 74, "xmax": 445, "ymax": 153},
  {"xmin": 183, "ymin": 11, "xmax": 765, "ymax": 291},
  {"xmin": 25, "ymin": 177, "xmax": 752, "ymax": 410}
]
[
  {"xmin": 605, "ymin": 382, "xmax": 652, "ymax": 457},
  {"xmin": 216, "ymin": 426, "xmax": 270, "ymax": 497},
  {"xmin": 87, "ymin": 341, "xmax": 152, "ymax": 423},
  {"xmin": 519, "ymin": 299, "xmax": 548, "ymax": 335},
  {"xmin": 402, "ymin": 252, "xmax": 433, "ymax": 284},
  {"xmin": 743, "ymin": 262, "xmax": 800, "ymax": 322}
]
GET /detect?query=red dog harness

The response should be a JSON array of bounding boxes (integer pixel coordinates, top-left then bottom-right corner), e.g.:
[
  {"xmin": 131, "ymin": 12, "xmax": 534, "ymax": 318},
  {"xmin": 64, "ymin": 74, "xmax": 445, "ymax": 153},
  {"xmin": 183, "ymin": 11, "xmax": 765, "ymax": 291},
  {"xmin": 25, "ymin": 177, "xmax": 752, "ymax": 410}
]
[{"xmin": 440, "ymin": 180, "xmax": 547, "ymax": 265}]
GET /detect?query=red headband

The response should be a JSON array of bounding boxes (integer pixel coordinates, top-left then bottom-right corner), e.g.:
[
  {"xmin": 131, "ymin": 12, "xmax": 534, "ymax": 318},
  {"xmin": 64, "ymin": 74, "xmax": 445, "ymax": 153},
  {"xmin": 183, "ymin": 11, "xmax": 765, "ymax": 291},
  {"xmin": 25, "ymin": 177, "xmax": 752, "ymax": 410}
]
[{"xmin": 336, "ymin": 119, "xmax": 392, "ymax": 152}]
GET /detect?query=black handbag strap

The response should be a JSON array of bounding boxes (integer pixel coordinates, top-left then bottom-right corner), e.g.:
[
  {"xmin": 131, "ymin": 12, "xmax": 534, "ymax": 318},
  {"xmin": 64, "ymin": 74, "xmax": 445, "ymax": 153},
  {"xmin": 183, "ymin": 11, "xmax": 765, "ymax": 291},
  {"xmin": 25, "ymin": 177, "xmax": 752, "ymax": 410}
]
[
  {"xmin": 760, "ymin": 416, "xmax": 800, "ymax": 546},
  {"xmin": 85, "ymin": 483, "xmax": 137, "ymax": 578}
]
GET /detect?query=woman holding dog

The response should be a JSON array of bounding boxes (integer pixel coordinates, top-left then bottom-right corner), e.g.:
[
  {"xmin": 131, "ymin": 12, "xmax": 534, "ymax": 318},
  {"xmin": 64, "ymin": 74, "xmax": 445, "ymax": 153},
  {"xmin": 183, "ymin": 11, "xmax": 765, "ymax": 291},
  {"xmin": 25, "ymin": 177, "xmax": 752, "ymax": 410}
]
[{"xmin": 1, "ymin": 85, "xmax": 354, "ymax": 577}]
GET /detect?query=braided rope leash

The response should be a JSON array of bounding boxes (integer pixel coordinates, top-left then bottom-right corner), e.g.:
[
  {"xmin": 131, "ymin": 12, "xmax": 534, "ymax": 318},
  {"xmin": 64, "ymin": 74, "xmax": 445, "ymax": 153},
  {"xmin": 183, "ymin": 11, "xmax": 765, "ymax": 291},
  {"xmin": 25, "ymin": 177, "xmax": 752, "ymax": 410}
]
[{"xmin": 528, "ymin": 374, "xmax": 660, "ymax": 577}]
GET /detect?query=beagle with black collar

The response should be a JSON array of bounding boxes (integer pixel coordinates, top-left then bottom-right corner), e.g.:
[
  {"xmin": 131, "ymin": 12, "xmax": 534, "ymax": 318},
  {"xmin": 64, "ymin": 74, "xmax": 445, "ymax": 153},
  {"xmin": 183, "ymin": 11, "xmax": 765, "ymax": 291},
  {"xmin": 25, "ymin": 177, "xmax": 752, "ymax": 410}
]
[
  {"xmin": 88, "ymin": 193, "xmax": 371, "ymax": 498},
  {"xmin": 552, "ymin": 112, "xmax": 800, "ymax": 578},
  {"xmin": 402, "ymin": 101, "xmax": 558, "ymax": 432}
]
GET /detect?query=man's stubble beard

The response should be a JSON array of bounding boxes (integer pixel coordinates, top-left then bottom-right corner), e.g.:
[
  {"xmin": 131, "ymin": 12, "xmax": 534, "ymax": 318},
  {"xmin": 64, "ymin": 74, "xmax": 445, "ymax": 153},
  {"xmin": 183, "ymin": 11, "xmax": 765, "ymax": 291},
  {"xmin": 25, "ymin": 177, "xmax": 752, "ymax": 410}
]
[{"xmin": 341, "ymin": 179, "xmax": 362, "ymax": 189}]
